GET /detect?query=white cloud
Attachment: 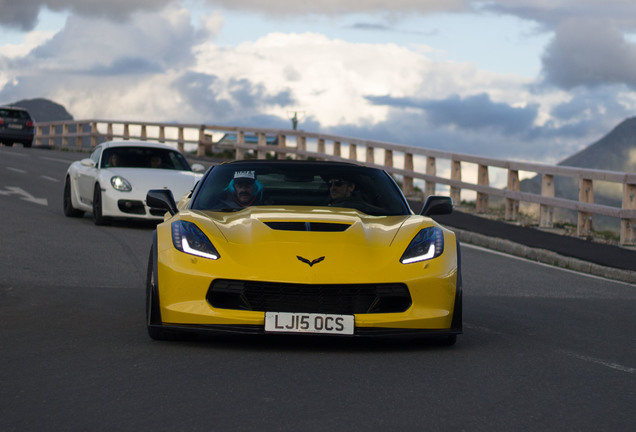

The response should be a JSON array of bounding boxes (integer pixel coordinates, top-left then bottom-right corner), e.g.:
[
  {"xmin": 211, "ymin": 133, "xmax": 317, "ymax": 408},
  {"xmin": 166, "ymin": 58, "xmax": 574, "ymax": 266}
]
[
  {"xmin": 1, "ymin": 0, "xmax": 635, "ymax": 165},
  {"xmin": 0, "ymin": 30, "xmax": 54, "ymax": 59},
  {"xmin": 192, "ymin": 32, "xmax": 536, "ymax": 127}
]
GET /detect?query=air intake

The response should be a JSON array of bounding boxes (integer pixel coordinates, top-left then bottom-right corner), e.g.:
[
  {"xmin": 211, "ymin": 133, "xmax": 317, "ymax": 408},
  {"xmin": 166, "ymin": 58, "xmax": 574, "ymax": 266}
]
[{"xmin": 264, "ymin": 221, "xmax": 350, "ymax": 232}]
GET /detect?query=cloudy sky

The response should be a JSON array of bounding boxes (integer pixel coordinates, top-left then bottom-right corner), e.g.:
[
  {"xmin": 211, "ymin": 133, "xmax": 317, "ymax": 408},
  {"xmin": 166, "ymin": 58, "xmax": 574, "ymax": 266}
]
[{"xmin": 1, "ymin": 0, "xmax": 635, "ymax": 163}]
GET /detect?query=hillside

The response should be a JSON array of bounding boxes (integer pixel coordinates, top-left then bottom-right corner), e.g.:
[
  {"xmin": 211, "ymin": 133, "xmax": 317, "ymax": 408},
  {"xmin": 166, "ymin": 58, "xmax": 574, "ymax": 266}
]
[
  {"xmin": 520, "ymin": 117, "xmax": 636, "ymax": 232},
  {"xmin": 521, "ymin": 117, "xmax": 636, "ymax": 200},
  {"xmin": 559, "ymin": 117, "xmax": 636, "ymax": 173},
  {"xmin": 7, "ymin": 98, "xmax": 73, "ymax": 122}
]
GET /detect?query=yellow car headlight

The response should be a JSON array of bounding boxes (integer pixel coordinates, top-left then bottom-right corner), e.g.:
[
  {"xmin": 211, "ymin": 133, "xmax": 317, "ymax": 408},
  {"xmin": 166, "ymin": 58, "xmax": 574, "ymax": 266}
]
[
  {"xmin": 400, "ymin": 227, "xmax": 444, "ymax": 264},
  {"xmin": 171, "ymin": 220, "xmax": 220, "ymax": 260}
]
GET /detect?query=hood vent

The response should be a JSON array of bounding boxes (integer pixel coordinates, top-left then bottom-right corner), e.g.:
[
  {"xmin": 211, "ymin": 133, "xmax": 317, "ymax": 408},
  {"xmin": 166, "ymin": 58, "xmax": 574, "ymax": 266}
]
[{"xmin": 264, "ymin": 221, "xmax": 351, "ymax": 232}]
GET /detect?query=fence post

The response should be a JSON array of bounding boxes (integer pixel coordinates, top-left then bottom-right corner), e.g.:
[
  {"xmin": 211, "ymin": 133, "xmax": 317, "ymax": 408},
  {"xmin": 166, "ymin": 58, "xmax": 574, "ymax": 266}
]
[
  {"xmin": 450, "ymin": 159, "xmax": 461, "ymax": 205},
  {"xmin": 140, "ymin": 124, "xmax": 147, "ymax": 141},
  {"xmin": 90, "ymin": 122, "xmax": 98, "ymax": 147},
  {"xmin": 297, "ymin": 135, "xmax": 306, "ymax": 160},
  {"xmin": 621, "ymin": 183, "xmax": 636, "ymax": 246},
  {"xmin": 257, "ymin": 133, "xmax": 267, "ymax": 159},
  {"xmin": 384, "ymin": 149, "xmax": 393, "ymax": 169},
  {"xmin": 62, "ymin": 123, "xmax": 70, "ymax": 148},
  {"xmin": 476, "ymin": 165, "xmax": 489, "ymax": 213},
  {"xmin": 506, "ymin": 169, "xmax": 519, "ymax": 220},
  {"xmin": 158, "ymin": 126, "xmax": 165, "ymax": 143},
  {"xmin": 349, "ymin": 143, "xmax": 357, "ymax": 161},
  {"xmin": 425, "ymin": 157, "xmax": 436, "ymax": 198},
  {"xmin": 76, "ymin": 123, "xmax": 84, "ymax": 149},
  {"xmin": 540, "ymin": 174, "xmax": 554, "ymax": 228},
  {"xmin": 403, "ymin": 152, "xmax": 414, "ymax": 196},
  {"xmin": 577, "ymin": 178, "xmax": 594, "ymax": 237},
  {"xmin": 366, "ymin": 146, "xmax": 374, "ymax": 164},
  {"xmin": 317, "ymin": 138, "xmax": 325, "ymax": 159},
  {"xmin": 277, "ymin": 134, "xmax": 287, "ymax": 160},
  {"xmin": 123, "ymin": 123, "xmax": 130, "ymax": 140},
  {"xmin": 333, "ymin": 141, "xmax": 341, "ymax": 157},
  {"xmin": 197, "ymin": 126, "xmax": 206, "ymax": 157},
  {"xmin": 177, "ymin": 127, "xmax": 185, "ymax": 153},
  {"xmin": 235, "ymin": 130, "xmax": 245, "ymax": 160},
  {"xmin": 35, "ymin": 125, "xmax": 44, "ymax": 147},
  {"xmin": 107, "ymin": 123, "xmax": 114, "ymax": 141}
]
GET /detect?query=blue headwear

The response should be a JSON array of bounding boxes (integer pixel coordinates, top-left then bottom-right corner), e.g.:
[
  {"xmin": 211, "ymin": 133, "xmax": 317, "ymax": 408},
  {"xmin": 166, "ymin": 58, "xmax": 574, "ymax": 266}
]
[{"xmin": 225, "ymin": 170, "xmax": 263, "ymax": 205}]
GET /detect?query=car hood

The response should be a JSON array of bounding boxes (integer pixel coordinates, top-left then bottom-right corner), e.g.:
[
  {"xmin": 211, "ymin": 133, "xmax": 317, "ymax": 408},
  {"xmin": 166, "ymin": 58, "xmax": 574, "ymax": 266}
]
[
  {"xmin": 180, "ymin": 207, "xmax": 438, "ymax": 281},
  {"xmin": 107, "ymin": 168, "xmax": 202, "ymax": 200}
]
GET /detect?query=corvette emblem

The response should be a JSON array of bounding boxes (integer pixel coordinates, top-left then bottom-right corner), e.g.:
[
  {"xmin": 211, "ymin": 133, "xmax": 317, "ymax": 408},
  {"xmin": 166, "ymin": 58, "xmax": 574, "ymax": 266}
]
[{"xmin": 297, "ymin": 256, "xmax": 325, "ymax": 267}]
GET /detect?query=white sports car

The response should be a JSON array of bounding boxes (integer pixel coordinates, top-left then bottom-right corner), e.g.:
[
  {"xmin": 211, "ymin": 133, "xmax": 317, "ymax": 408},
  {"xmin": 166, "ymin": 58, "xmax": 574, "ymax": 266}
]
[{"xmin": 63, "ymin": 140, "xmax": 205, "ymax": 225}]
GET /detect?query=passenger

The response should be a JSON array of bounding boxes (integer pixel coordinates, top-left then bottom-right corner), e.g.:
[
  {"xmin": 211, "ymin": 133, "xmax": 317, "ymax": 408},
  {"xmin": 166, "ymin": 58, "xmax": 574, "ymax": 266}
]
[
  {"xmin": 327, "ymin": 177, "xmax": 357, "ymax": 206},
  {"xmin": 150, "ymin": 155, "xmax": 162, "ymax": 168},
  {"xmin": 326, "ymin": 176, "xmax": 380, "ymax": 213}
]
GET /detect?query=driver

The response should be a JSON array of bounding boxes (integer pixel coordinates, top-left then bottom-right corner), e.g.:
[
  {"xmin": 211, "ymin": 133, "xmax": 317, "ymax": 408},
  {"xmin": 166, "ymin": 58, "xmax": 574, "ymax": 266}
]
[{"xmin": 225, "ymin": 170, "xmax": 263, "ymax": 207}]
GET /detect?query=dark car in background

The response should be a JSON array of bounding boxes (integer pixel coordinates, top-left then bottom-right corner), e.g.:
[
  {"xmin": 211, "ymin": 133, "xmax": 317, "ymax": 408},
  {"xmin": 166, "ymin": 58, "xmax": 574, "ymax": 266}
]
[{"xmin": 0, "ymin": 106, "xmax": 35, "ymax": 147}]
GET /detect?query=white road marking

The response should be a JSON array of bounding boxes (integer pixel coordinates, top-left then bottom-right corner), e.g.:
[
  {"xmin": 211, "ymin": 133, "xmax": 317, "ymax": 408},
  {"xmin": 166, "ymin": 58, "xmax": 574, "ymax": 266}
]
[
  {"xmin": 6, "ymin": 167, "xmax": 27, "ymax": 174},
  {"xmin": 462, "ymin": 243, "xmax": 635, "ymax": 287},
  {"xmin": 39, "ymin": 156, "xmax": 77, "ymax": 164},
  {"xmin": 559, "ymin": 350, "xmax": 635, "ymax": 374},
  {"xmin": 0, "ymin": 186, "xmax": 48, "ymax": 206},
  {"xmin": 0, "ymin": 150, "xmax": 28, "ymax": 157},
  {"xmin": 41, "ymin": 175, "xmax": 60, "ymax": 182}
]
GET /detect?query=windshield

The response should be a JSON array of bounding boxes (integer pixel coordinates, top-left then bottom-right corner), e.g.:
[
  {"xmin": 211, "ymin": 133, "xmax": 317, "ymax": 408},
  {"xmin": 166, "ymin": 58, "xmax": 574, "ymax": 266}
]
[
  {"xmin": 101, "ymin": 147, "xmax": 191, "ymax": 171},
  {"xmin": 190, "ymin": 161, "xmax": 411, "ymax": 216}
]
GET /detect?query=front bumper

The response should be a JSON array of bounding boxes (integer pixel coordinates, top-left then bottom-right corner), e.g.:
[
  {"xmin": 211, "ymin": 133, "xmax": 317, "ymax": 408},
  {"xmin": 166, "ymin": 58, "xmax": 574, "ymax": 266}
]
[
  {"xmin": 155, "ymin": 250, "xmax": 461, "ymax": 334},
  {"xmin": 148, "ymin": 322, "xmax": 462, "ymax": 338},
  {"xmin": 102, "ymin": 191, "xmax": 166, "ymax": 220}
]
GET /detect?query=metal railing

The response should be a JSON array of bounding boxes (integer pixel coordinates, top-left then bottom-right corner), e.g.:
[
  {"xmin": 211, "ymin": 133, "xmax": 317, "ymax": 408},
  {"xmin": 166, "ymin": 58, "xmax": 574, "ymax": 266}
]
[{"xmin": 34, "ymin": 119, "xmax": 636, "ymax": 246}]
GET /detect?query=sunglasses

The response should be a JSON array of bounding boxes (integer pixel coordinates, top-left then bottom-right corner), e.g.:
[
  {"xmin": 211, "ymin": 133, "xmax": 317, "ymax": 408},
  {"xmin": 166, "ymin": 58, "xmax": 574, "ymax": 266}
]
[{"xmin": 329, "ymin": 180, "xmax": 347, "ymax": 187}]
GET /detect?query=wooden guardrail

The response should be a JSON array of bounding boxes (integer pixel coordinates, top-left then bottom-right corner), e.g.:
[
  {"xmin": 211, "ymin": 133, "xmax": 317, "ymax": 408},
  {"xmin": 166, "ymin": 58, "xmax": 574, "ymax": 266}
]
[{"xmin": 34, "ymin": 119, "xmax": 636, "ymax": 246}]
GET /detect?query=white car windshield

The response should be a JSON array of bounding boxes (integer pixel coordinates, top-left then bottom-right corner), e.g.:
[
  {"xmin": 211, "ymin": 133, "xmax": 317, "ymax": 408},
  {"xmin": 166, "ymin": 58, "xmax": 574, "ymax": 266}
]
[{"xmin": 101, "ymin": 147, "xmax": 191, "ymax": 171}]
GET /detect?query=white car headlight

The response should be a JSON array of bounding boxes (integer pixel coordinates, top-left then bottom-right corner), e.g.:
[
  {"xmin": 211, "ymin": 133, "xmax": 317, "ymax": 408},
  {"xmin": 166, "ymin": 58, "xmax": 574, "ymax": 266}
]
[{"xmin": 110, "ymin": 176, "xmax": 132, "ymax": 192}]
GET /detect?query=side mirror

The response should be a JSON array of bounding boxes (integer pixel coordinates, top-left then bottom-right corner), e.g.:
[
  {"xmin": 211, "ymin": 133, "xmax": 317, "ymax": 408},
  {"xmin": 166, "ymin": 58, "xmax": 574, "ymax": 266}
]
[
  {"xmin": 80, "ymin": 158, "xmax": 95, "ymax": 167},
  {"xmin": 420, "ymin": 196, "xmax": 453, "ymax": 216},
  {"xmin": 191, "ymin": 163, "xmax": 205, "ymax": 173},
  {"xmin": 146, "ymin": 189, "xmax": 178, "ymax": 216}
]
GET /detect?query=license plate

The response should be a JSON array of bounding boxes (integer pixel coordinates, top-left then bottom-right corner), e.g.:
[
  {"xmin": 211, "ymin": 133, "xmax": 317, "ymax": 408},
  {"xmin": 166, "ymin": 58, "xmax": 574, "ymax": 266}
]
[
  {"xmin": 7, "ymin": 123, "xmax": 23, "ymax": 130},
  {"xmin": 265, "ymin": 312, "xmax": 354, "ymax": 335}
]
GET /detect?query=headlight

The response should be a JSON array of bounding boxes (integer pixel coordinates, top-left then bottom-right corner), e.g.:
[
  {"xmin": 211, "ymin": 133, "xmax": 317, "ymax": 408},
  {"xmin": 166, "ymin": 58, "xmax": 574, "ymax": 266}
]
[
  {"xmin": 171, "ymin": 221, "xmax": 220, "ymax": 260},
  {"xmin": 400, "ymin": 227, "xmax": 444, "ymax": 264},
  {"xmin": 110, "ymin": 176, "xmax": 132, "ymax": 192}
]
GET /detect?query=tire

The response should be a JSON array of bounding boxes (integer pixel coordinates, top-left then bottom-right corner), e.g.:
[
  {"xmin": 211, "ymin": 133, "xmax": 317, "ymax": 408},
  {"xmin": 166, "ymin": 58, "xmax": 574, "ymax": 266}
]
[
  {"xmin": 22, "ymin": 139, "xmax": 32, "ymax": 148},
  {"xmin": 438, "ymin": 334, "xmax": 457, "ymax": 346},
  {"xmin": 92, "ymin": 184, "xmax": 110, "ymax": 226},
  {"xmin": 146, "ymin": 247, "xmax": 168, "ymax": 340},
  {"xmin": 146, "ymin": 245, "xmax": 185, "ymax": 341},
  {"xmin": 63, "ymin": 177, "xmax": 85, "ymax": 218}
]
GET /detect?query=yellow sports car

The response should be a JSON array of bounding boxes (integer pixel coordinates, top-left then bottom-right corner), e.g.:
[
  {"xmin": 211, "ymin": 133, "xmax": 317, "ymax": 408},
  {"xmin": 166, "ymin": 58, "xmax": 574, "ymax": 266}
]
[{"xmin": 146, "ymin": 160, "xmax": 462, "ymax": 344}]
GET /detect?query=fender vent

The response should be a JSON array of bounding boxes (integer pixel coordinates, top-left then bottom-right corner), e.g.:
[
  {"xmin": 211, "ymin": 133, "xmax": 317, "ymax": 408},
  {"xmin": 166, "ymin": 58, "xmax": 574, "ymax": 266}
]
[{"xmin": 264, "ymin": 221, "xmax": 350, "ymax": 232}]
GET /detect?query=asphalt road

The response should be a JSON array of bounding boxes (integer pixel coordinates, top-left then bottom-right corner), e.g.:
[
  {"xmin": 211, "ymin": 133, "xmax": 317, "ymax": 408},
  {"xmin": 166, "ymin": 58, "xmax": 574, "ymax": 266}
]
[{"xmin": 1, "ymin": 146, "xmax": 635, "ymax": 432}]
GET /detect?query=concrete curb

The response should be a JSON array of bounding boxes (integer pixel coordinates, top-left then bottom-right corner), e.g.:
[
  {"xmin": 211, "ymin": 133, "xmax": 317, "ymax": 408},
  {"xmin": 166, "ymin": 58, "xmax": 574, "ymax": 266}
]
[{"xmin": 453, "ymin": 228, "xmax": 636, "ymax": 285}]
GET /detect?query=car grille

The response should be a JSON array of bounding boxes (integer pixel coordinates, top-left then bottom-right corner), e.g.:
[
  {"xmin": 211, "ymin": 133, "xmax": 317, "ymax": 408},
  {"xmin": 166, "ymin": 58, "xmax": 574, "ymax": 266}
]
[
  {"xmin": 207, "ymin": 279, "xmax": 412, "ymax": 314},
  {"xmin": 118, "ymin": 199, "xmax": 146, "ymax": 215}
]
